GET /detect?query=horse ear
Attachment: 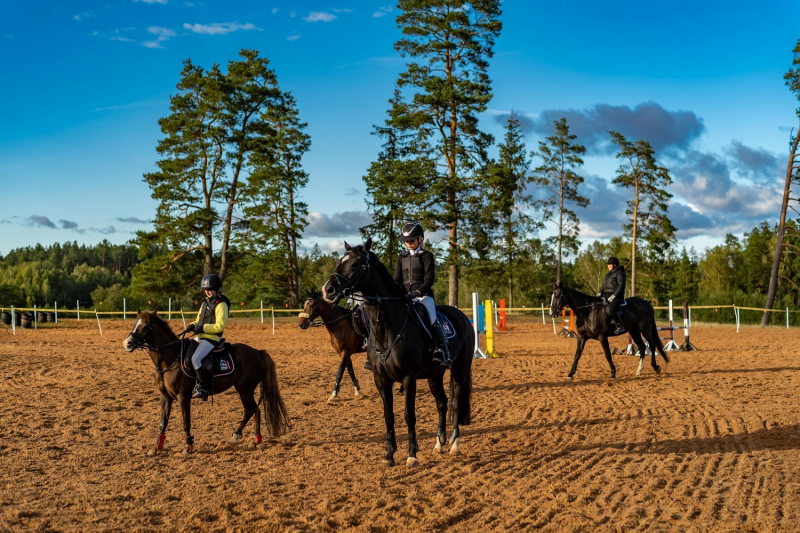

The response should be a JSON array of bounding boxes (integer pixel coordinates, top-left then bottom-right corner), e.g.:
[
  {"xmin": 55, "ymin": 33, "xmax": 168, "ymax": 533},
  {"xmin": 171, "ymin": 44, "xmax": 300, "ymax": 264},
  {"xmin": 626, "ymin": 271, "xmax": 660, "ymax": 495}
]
[
  {"xmin": 364, "ymin": 237, "xmax": 372, "ymax": 252},
  {"xmin": 153, "ymin": 309, "xmax": 158, "ymax": 316},
  {"xmin": 344, "ymin": 241, "xmax": 352, "ymax": 251},
  {"xmin": 136, "ymin": 307, "xmax": 141, "ymax": 314}
]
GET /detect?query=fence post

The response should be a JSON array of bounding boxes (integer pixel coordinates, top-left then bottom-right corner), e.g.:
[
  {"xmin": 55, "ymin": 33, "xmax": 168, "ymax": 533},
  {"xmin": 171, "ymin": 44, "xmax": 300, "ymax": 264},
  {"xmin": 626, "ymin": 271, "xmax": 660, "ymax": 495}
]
[
  {"xmin": 541, "ymin": 303, "xmax": 545, "ymax": 324},
  {"xmin": 123, "ymin": 298, "xmax": 126, "ymax": 320},
  {"xmin": 95, "ymin": 309, "xmax": 103, "ymax": 335},
  {"xmin": 77, "ymin": 300, "xmax": 80, "ymax": 321},
  {"xmin": 168, "ymin": 298, "xmax": 172, "ymax": 321},
  {"xmin": 271, "ymin": 307, "xmax": 275, "ymax": 335},
  {"xmin": 261, "ymin": 301, "xmax": 264, "ymax": 324},
  {"xmin": 787, "ymin": 307, "xmax": 790, "ymax": 329},
  {"xmin": 11, "ymin": 306, "xmax": 15, "ymax": 335},
  {"xmin": 34, "ymin": 304, "xmax": 37, "ymax": 330},
  {"xmin": 55, "ymin": 301, "xmax": 58, "ymax": 323}
]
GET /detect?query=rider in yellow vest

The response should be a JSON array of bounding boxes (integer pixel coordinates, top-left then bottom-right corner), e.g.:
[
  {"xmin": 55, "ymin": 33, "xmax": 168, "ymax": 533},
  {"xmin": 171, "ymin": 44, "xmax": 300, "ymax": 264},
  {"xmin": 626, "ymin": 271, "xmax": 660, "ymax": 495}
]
[{"xmin": 181, "ymin": 273, "xmax": 230, "ymax": 400}]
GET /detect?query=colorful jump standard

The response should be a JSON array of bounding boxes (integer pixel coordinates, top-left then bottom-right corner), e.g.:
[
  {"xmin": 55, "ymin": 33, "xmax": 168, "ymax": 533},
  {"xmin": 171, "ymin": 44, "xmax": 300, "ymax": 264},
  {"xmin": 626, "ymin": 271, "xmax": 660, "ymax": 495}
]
[{"xmin": 485, "ymin": 299, "xmax": 498, "ymax": 358}]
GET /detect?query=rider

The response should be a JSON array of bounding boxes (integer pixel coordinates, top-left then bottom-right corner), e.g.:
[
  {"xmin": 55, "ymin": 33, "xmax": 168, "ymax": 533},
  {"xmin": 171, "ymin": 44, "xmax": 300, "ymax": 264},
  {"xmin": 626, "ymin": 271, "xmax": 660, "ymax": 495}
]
[
  {"xmin": 597, "ymin": 257, "xmax": 626, "ymax": 335},
  {"xmin": 393, "ymin": 222, "xmax": 452, "ymax": 368},
  {"xmin": 182, "ymin": 273, "xmax": 230, "ymax": 400}
]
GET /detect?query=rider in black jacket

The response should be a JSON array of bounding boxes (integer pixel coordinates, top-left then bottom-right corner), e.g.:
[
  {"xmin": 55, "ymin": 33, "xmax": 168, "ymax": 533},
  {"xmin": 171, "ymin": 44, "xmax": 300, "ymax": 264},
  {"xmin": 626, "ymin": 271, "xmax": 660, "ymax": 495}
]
[
  {"xmin": 394, "ymin": 222, "xmax": 452, "ymax": 368},
  {"xmin": 597, "ymin": 257, "xmax": 626, "ymax": 335}
]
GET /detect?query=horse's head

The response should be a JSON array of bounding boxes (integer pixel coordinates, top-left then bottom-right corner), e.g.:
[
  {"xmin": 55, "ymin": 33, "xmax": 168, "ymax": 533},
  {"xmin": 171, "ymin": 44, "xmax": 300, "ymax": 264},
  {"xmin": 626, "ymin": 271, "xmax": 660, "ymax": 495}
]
[
  {"xmin": 123, "ymin": 309, "xmax": 159, "ymax": 352},
  {"xmin": 322, "ymin": 238, "xmax": 372, "ymax": 303},
  {"xmin": 549, "ymin": 282, "xmax": 565, "ymax": 317},
  {"xmin": 298, "ymin": 290, "xmax": 321, "ymax": 330}
]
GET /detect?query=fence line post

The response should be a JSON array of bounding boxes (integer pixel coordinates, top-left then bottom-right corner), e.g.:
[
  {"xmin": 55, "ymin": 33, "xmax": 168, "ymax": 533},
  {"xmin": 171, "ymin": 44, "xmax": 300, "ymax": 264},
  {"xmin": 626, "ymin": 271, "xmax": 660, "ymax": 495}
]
[
  {"xmin": 34, "ymin": 304, "xmax": 37, "ymax": 330},
  {"xmin": 261, "ymin": 301, "xmax": 264, "ymax": 324},
  {"xmin": 271, "ymin": 307, "xmax": 275, "ymax": 335},
  {"xmin": 168, "ymin": 298, "xmax": 172, "ymax": 321},
  {"xmin": 95, "ymin": 309, "xmax": 103, "ymax": 335},
  {"xmin": 123, "ymin": 298, "xmax": 126, "ymax": 320},
  {"xmin": 541, "ymin": 303, "xmax": 545, "ymax": 324},
  {"xmin": 55, "ymin": 301, "xmax": 58, "ymax": 323},
  {"xmin": 787, "ymin": 307, "xmax": 790, "ymax": 329},
  {"xmin": 77, "ymin": 300, "xmax": 80, "ymax": 321},
  {"xmin": 11, "ymin": 306, "xmax": 15, "ymax": 335}
]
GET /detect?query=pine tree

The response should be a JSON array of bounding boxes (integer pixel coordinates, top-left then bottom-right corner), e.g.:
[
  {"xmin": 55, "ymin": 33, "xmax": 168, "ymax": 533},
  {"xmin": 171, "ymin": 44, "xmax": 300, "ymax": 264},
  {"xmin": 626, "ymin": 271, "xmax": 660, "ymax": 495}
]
[
  {"xmin": 609, "ymin": 131, "xmax": 676, "ymax": 297},
  {"xmin": 390, "ymin": 0, "xmax": 502, "ymax": 306},
  {"xmin": 532, "ymin": 117, "xmax": 588, "ymax": 284}
]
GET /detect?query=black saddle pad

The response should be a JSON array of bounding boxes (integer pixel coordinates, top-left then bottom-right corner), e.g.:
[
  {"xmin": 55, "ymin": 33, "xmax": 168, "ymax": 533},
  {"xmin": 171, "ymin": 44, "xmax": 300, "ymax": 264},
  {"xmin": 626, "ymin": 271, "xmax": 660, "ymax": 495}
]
[
  {"xmin": 182, "ymin": 341, "xmax": 236, "ymax": 378},
  {"xmin": 413, "ymin": 304, "xmax": 457, "ymax": 340}
]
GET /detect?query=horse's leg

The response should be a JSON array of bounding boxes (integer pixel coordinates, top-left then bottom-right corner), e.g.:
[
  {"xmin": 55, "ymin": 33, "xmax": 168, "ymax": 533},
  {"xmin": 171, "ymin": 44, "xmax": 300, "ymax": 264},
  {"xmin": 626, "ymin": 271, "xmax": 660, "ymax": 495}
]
[
  {"xmin": 232, "ymin": 384, "xmax": 259, "ymax": 445},
  {"xmin": 177, "ymin": 393, "xmax": 193, "ymax": 453},
  {"xmin": 402, "ymin": 375, "xmax": 419, "ymax": 467},
  {"xmin": 344, "ymin": 353, "xmax": 361, "ymax": 397},
  {"xmin": 428, "ymin": 377, "xmax": 448, "ymax": 453},
  {"xmin": 567, "ymin": 336, "xmax": 586, "ymax": 380},
  {"xmin": 148, "ymin": 393, "xmax": 173, "ymax": 456},
  {"xmin": 373, "ymin": 373, "xmax": 396, "ymax": 467},
  {"xmin": 641, "ymin": 325, "xmax": 666, "ymax": 375},
  {"xmin": 329, "ymin": 355, "xmax": 348, "ymax": 403},
  {"xmin": 599, "ymin": 336, "xmax": 616, "ymax": 379},
  {"xmin": 630, "ymin": 331, "xmax": 652, "ymax": 375}
]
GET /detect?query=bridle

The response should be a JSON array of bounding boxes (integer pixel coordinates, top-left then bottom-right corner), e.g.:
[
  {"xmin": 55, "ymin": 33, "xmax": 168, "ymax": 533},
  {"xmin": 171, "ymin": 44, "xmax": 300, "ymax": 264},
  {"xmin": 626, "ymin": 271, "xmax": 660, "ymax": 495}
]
[
  {"xmin": 126, "ymin": 317, "xmax": 186, "ymax": 375},
  {"xmin": 329, "ymin": 250, "xmax": 372, "ymax": 299}
]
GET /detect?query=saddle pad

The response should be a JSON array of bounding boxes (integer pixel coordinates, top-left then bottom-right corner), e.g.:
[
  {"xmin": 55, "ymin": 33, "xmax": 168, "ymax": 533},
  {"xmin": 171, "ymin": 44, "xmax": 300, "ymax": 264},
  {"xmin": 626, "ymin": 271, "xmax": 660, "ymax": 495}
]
[
  {"xmin": 437, "ymin": 311, "xmax": 457, "ymax": 339},
  {"xmin": 212, "ymin": 352, "xmax": 235, "ymax": 376},
  {"xmin": 182, "ymin": 342, "xmax": 235, "ymax": 378}
]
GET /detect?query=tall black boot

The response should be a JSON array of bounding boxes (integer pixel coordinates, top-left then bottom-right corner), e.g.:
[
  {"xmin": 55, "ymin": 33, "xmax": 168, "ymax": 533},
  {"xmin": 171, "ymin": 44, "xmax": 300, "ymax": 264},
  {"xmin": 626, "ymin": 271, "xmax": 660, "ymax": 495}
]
[
  {"xmin": 192, "ymin": 365, "xmax": 211, "ymax": 400},
  {"xmin": 613, "ymin": 311, "xmax": 625, "ymax": 335},
  {"xmin": 431, "ymin": 321, "xmax": 452, "ymax": 369}
]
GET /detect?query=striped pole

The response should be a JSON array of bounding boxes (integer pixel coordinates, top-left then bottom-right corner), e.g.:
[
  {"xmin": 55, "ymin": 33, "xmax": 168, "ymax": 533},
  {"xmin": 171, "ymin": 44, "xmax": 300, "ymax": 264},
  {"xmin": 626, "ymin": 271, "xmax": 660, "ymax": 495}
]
[{"xmin": 680, "ymin": 302, "xmax": 697, "ymax": 351}]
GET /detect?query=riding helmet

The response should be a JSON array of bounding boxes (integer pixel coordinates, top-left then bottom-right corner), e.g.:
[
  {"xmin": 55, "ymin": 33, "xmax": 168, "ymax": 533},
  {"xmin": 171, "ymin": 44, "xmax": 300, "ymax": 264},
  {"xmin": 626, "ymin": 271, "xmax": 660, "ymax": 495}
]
[
  {"xmin": 401, "ymin": 222, "xmax": 424, "ymax": 242},
  {"xmin": 200, "ymin": 273, "xmax": 222, "ymax": 291},
  {"xmin": 607, "ymin": 257, "xmax": 620, "ymax": 267}
]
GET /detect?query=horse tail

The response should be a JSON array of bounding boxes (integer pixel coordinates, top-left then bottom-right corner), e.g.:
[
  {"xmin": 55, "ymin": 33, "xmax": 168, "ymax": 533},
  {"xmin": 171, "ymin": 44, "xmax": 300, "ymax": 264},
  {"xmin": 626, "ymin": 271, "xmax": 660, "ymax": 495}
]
[
  {"xmin": 258, "ymin": 350, "xmax": 290, "ymax": 436},
  {"xmin": 448, "ymin": 316, "xmax": 474, "ymax": 426}
]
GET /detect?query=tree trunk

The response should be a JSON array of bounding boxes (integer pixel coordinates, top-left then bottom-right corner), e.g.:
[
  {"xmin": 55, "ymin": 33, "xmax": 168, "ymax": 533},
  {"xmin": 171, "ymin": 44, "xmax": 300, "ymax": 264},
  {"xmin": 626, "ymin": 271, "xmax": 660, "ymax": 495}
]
[
  {"xmin": 630, "ymin": 181, "xmax": 639, "ymax": 297},
  {"xmin": 761, "ymin": 126, "xmax": 800, "ymax": 325},
  {"xmin": 557, "ymin": 179, "xmax": 564, "ymax": 284}
]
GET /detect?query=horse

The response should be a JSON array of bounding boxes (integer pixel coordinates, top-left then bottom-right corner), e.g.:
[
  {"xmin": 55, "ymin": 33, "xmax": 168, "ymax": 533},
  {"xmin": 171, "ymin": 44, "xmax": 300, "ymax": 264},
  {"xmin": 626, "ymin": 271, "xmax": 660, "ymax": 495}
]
[
  {"xmin": 322, "ymin": 239, "xmax": 474, "ymax": 467},
  {"xmin": 298, "ymin": 289, "xmax": 366, "ymax": 402},
  {"xmin": 549, "ymin": 282, "xmax": 669, "ymax": 380},
  {"xmin": 122, "ymin": 310, "xmax": 289, "ymax": 454}
]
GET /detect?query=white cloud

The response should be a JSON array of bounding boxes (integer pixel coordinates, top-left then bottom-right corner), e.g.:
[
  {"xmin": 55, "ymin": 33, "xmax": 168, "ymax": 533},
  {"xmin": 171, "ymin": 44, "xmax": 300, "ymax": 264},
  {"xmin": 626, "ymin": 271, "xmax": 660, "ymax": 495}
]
[
  {"xmin": 304, "ymin": 11, "xmax": 336, "ymax": 22},
  {"xmin": 332, "ymin": 8, "xmax": 352, "ymax": 13},
  {"xmin": 142, "ymin": 26, "xmax": 175, "ymax": 48},
  {"xmin": 287, "ymin": 34, "xmax": 301, "ymax": 41},
  {"xmin": 134, "ymin": 0, "xmax": 168, "ymax": 4},
  {"xmin": 73, "ymin": 12, "xmax": 93, "ymax": 21},
  {"xmin": 290, "ymin": 11, "xmax": 296, "ymax": 18},
  {"xmin": 272, "ymin": 7, "xmax": 279, "ymax": 14},
  {"xmin": 373, "ymin": 6, "xmax": 392, "ymax": 17},
  {"xmin": 183, "ymin": 22, "xmax": 259, "ymax": 35}
]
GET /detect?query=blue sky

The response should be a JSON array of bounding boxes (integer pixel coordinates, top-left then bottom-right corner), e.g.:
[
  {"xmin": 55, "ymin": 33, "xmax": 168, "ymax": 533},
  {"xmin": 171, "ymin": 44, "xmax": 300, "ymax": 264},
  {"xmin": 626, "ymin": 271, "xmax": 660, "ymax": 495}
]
[{"xmin": 1, "ymin": 1, "xmax": 799, "ymax": 257}]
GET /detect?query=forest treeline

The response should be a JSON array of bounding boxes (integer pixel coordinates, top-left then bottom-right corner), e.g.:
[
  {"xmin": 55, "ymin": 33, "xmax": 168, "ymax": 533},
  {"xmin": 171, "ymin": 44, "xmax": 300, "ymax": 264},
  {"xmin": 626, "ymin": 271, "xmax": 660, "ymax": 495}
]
[
  {"xmin": 2, "ymin": 220, "xmax": 800, "ymax": 325},
  {"xmin": 3, "ymin": 2, "xmax": 799, "ymax": 327}
]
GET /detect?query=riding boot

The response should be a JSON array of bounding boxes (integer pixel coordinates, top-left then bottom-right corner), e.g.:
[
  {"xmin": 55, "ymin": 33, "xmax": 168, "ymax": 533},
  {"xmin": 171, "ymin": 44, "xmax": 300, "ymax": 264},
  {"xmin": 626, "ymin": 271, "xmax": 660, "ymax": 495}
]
[
  {"xmin": 431, "ymin": 321, "xmax": 452, "ymax": 369},
  {"xmin": 192, "ymin": 365, "xmax": 211, "ymax": 401},
  {"xmin": 613, "ymin": 311, "xmax": 625, "ymax": 335}
]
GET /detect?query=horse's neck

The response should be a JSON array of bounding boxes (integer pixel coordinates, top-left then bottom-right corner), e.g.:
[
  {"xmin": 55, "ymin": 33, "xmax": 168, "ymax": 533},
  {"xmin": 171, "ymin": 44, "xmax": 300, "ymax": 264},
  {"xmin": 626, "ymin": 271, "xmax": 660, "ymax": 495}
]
[
  {"xmin": 564, "ymin": 289, "xmax": 591, "ymax": 313},
  {"xmin": 153, "ymin": 327, "xmax": 180, "ymax": 366},
  {"xmin": 319, "ymin": 300, "xmax": 346, "ymax": 331},
  {"xmin": 362, "ymin": 278, "xmax": 409, "ymax": 337}
]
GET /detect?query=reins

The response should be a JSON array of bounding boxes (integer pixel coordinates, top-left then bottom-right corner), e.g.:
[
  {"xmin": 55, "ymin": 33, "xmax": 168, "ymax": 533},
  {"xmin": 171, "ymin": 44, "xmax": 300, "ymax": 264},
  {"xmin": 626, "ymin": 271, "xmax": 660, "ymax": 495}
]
[{"xmin": 127, "ymin": 320, "xmax": 187, "ymax": 375}]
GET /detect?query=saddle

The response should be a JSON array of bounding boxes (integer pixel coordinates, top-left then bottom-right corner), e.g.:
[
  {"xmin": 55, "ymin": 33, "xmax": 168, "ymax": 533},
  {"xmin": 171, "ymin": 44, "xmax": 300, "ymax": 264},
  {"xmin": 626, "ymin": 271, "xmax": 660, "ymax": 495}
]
[
  {"xmin": 181, "ymin": 339, "xmax": 236, "ymax": 378},
  {"xmin": 351, "ymin": 305, "xmax": 369, "ymax": 339},
  {"xmin": 410, "ymin": 304, "xmax": 457, "ymax": 340}
]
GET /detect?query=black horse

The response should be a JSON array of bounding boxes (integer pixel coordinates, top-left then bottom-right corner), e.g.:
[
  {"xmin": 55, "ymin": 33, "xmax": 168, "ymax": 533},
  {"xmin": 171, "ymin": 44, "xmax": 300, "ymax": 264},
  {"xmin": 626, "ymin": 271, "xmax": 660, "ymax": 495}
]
[
  {"xmin": 549, "ymin": 283, "xmax": 669, "ymax": 380},
  {"xmin": 322, "ymin": 239, "xmax": 474, "ymax": 467}
]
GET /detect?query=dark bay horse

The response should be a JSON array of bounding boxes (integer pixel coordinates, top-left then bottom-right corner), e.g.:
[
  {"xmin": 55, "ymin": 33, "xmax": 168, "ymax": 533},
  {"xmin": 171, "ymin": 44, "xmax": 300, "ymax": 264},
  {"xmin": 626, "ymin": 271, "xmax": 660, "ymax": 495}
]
[
  {"xmin": 322, "ymin": 239, "xmax": 474, "ymax": 467},
  {"xmin": 298, "ymin": 289, "xmax": 366, "ymax": 402},
  {"xmin": 122, "ymin": 310, "xmax": 289, "ymax": 454},
  {"xmin": 550, "ymin": 283, "xmax": 669, "ymax": 380}
]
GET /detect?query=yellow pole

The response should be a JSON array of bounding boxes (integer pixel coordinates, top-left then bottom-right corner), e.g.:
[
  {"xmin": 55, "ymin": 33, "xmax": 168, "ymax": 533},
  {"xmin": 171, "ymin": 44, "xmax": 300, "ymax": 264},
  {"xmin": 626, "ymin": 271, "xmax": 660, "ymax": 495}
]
[{"xmin": 485, "ymin": 299, "xmax": 498, "ymax": 358}]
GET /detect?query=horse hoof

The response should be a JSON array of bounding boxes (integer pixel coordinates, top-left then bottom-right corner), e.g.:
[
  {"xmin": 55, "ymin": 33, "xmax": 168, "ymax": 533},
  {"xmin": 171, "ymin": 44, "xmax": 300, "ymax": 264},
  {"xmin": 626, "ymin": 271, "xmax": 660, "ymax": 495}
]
[
  {"xmin": 434, "ymin": 439, "xmax": 443, "ymax": 453},
  {"xmin": 406, "ymin": 457, "xmax": 419, "ymax": 468},
  {"xmin": 327, "ymin": 392, "xmax": 338, "ymax": 404},
  {"xmin": 654, "ymin": 365, "xmax": 661, "ymax": 374},
  {"xmin": 449, "ymin": 438, "xmax": 461, "ymax": 455},
  {"xmin": 567, "ymin": 375, "xmax": 574, "ymax": 381},
  {"xmin": 255, "ymin": 434, "xmax": 262, "ymax": 445},
  {"xmin": 382, "ymin": 459, "xmax": 395, "ymax": 468},
  {"xmin": 146, "ymin": 448, "xmax": 158, "ymax": 457},
  {"xmin": 353, "ymin": 388, "xmax": 361, "ymax": 397},
  {"xmin": 231, "ymin": 433, "xmax": 240, "ymax": 444}
]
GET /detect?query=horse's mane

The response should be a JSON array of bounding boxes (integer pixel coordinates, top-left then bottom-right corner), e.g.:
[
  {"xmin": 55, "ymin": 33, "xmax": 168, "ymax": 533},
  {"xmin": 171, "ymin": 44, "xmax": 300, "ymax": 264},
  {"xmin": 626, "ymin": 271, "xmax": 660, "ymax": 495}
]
[
  {"xmin": 561, "ymin": 285, "xmax": 601, "ymax": 306},
  {"xmin": 353, "ymin": 245, "xmax": 404, "ymax": 298},
  {"xmin": 144, "ymin": 310, "xmax": 177, "ymax": 337}
]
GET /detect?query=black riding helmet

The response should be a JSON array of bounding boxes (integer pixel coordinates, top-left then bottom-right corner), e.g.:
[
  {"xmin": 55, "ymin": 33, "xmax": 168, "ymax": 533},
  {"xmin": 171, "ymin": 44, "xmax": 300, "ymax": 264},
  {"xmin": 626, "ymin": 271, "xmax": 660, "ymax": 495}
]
[
  {"xmin": 401, "ymin": 222, "xmax": 424, "ymax": 242},
  {"xmin": 200, "ymin": 273, "xmax": 222, "ymax": 291},
  {"xmin": 607, "ymin": 257, "xmax": 620, "ymax": 267}
]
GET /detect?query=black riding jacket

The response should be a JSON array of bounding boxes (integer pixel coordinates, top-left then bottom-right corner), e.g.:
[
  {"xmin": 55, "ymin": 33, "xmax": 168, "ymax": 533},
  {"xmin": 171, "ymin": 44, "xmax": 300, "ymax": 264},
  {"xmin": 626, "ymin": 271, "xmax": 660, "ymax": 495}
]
[
  {"xmin": 394, "ymin": 249, "xmax": 435, "ymax": 298},
  {"xmin": 599, "ymin": 265, "xmax": 626, "ymax": 300}
]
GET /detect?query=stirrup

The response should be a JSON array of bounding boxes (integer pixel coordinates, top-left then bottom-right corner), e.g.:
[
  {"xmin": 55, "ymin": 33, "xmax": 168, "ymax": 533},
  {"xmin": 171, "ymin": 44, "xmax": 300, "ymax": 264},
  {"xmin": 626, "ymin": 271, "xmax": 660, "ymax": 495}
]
[
  {"xmin": 192, "ymin": 385, "xmax": 208, "ymax": 401},
  {"xmin": 432, "ymin": 350, "xmax": 452, "ymax": 369}
]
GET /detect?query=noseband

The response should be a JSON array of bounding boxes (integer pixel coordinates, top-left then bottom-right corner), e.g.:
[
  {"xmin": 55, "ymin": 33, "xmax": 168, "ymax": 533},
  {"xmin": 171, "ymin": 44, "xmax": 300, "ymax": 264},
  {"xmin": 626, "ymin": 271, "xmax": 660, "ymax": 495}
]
[
  {"xmin": 127, "ymin": 321, "xmax": 156, "ymax": 350},
  {"xmin": 330, "ymin": 252, "xmax": 371, "ymax": 297}
]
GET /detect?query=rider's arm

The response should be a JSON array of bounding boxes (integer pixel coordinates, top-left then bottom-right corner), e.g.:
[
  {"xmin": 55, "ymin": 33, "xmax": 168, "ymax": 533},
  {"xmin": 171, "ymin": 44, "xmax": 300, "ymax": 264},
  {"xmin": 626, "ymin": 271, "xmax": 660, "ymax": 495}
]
[
  {"xmin": 417, "ymin": 251, "xmax": 435, "ymax": 295},
  {"xmin": 199, "ymin": 302, "xmax": 228, "ymax": 335},
  {"xmin": 612, "ymin": 270, "xmax": 626, "ymax": 299}
]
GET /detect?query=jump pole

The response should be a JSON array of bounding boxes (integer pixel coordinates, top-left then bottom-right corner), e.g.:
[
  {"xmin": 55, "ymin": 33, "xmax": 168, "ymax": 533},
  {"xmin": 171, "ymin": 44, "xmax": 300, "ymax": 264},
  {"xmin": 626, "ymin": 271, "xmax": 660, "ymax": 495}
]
[
  {"xmin": 472, "ymin": 293, "xmax": 487, "ymax": 358},
  {"xmin": 485, "ymin": 299, "xmax": 499, "ymax": 358},
  {"xmin": 497, "ymin": 298, "xmax": 509, "ymax": 331},
  {"xmin": 680, "ymin": 302, "xmax": 698, "ymax": 351},
  {"xmin": 660, "ymin": 300, "xmax": 680, "ymax": 351}
]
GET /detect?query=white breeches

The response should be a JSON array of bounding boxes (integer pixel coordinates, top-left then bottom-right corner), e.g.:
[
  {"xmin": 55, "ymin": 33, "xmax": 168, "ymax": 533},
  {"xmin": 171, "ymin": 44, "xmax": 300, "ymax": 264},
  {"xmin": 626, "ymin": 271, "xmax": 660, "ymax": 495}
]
[
  {"xmin": 192, "ymin": 339, "xmax": 215, "ymax": 369},
  {"xmin": 414, "ymin": 295, "xmax": 437, "ymax": 326}
]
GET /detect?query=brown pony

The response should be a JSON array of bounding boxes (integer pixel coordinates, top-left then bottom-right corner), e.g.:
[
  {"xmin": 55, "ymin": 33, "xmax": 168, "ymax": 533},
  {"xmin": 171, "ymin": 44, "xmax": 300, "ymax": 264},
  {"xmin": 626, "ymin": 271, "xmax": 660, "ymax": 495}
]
[
  {"xmin": 122, "ymin": 310, "xmax": 289, "ymax": 454},
  {"xmin": 298, "ymin": 290, "xmax": 366, "ymax": 403}
]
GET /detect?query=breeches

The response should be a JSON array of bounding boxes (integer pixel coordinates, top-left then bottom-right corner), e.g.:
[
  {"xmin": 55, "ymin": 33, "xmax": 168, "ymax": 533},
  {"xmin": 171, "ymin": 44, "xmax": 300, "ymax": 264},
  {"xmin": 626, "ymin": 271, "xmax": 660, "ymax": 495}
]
[
  {"xmin": 414, "ymin": 295, "xmax": 437, "ymax": 325},
  {"xmin": 605, "ymin": 298, "xmax": 621, "ymax": 316},
  {"xmin": 191, "ymin": 339, "xmax": 215, "ymax": 369}
]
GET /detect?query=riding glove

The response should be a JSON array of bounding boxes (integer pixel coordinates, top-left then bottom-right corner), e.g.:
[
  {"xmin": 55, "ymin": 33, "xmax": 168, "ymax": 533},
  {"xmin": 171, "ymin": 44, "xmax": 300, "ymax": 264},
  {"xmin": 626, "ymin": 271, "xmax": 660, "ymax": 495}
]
[
  {"xmin": 182, "ymin": 324, "xmax": 194, "ymax": 335},
  {"xmin": 607, "ymin": 295, "xmax": 616, "ymax": 302},
  {"xmin": 194, "ymin": 323, "xmax": 205, "ymax": 334},
  {"xmin": 405, "ymin": 291, "xmax": 417, "ymax": 300}
]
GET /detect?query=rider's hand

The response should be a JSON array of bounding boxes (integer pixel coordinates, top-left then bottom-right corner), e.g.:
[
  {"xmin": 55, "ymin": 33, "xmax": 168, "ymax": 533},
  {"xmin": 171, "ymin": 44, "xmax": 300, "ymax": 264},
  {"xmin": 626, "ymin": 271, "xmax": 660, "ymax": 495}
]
[
  {"xmin": 182, "ymin": 324, "xmax": 194, "ymax": 335},
  {"xmin": 405, "ymin": 291, "xmax": 417, "ymax": 300},
  {"xmin": 607, "ymin": 295, "xmax": 615, "ymax": 302},
  {"xmin": 596, "ymin": 292, "xmax": 602, "ymax": 297},
  {"xmin": 194, "ymin": 323, "xmax": 204, "ymax": 334}
]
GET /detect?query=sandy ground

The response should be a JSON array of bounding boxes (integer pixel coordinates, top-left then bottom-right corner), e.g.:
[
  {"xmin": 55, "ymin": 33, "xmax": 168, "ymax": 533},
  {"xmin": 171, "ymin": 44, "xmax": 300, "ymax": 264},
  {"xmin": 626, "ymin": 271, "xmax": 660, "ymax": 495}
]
[{"xmin": 1, "ymin": 315, "xmax": 800, "ymax": 532}]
